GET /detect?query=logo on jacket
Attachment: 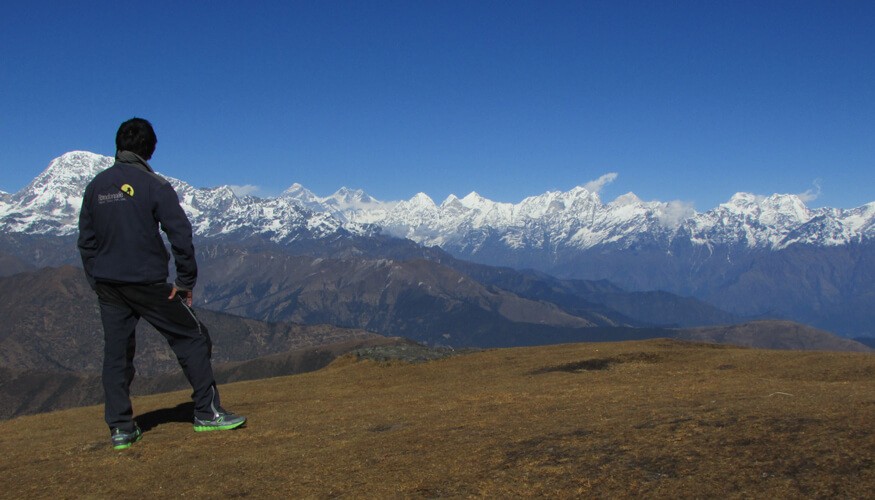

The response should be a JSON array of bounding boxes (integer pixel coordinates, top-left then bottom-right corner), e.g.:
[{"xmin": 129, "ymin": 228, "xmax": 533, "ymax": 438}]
[
  {"xmin": 120, "ymin": 184, "xmax": 135, "ymax": 197},
  {"xmin": 98, "ymin": 191, "xmax": 125, "ymax": 204}
]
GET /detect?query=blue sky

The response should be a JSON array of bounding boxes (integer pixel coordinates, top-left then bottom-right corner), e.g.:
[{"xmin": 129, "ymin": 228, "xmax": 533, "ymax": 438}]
[{"xmin": 1, "ymin": 1, "xmax": 873, "ymax": 210}]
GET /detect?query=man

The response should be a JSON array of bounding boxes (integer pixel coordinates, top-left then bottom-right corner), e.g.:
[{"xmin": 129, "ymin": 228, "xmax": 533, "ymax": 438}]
[{"xmin": 78, "ymin": 118, "xmax": 245, "ymax": 450}]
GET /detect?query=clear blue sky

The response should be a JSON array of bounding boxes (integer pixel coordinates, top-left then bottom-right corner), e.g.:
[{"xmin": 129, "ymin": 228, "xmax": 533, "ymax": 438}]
[{"xmin": 2, "ymin": 1, "xmax": 873, "ymax": 210}]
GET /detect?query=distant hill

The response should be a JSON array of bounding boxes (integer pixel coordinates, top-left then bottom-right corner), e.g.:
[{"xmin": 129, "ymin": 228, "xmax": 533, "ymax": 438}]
[
  {"xmin": 2, "ymin": 263, "xmax": 868, "ymax": 420},
  {"xmin": 675, "ymin": 320, "xmax": 872, "ymax": 352},
  {"xmin": 444, "ymin": 259, "xmax": 739, "ymax": 328},
  {"xmin": 192, "ymin": 246, "xmax": 871, "ymax": 351},
  {"xmin": 0, "ymin": 251, "xmax": 31, "ymax": 277},
  {"xmin": 0, "ymin": 336, "xmax": 408, "ymax": 420},
  {"xmin": 0, "ymin": 339, "xmax": 872, "ymax": 497},
  {"xmin": 1, "ymin": 264, "xmax": 867, "ymax": 376},
  {"xmin": 0, "ymin": 265, "xmax": 384, "ymax": 375},
  {"xmin": 192, "ymin": 243, "xmax": 746, "ymax": 344}
]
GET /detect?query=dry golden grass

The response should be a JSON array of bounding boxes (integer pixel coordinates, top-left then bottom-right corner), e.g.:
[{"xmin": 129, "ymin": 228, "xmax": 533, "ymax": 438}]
[{"xmin": 1, "ymin": 339, "xmax": 873, "ymax": 498}]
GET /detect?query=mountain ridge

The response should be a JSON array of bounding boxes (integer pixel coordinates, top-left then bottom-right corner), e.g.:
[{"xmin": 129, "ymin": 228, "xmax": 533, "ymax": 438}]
[
  {"xmin": 3, "ymin": 151, "xmax": 873, "ymax": 250},
  {"xmin": 2, "ymin": 151, "xmax": 874, "ymax": 337}
]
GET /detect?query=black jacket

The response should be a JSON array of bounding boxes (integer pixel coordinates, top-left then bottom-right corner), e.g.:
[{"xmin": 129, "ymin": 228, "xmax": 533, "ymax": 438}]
[{"xmin": 77, "ymin": 152, "xmax": 197, "ymax": 290}]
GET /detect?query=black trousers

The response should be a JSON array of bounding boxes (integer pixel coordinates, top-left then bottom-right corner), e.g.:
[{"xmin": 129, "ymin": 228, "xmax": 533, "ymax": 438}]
[{"xmin": 96, "ymin": 282, "xmax": 221, "ymax": 431}]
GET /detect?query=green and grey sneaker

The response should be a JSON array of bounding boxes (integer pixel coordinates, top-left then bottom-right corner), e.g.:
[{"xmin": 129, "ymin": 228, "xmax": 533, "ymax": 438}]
[
  {"xmin": 193, "ymin": 408, "xmax": 246, "ymax": 432},
  {"xmin": 111, "ymin": 424, "xmax": 142, "ymax": 450}
]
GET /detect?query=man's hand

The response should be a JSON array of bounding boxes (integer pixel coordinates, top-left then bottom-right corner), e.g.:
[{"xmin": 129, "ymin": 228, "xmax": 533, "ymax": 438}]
[{"xmin": 169, "ymin": 286, "xmax": 193, "ymax": 307}]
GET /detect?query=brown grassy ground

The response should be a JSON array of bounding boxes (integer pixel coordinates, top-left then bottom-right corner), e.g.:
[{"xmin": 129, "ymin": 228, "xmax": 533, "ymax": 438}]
[{"xmin": 1, "ymin": 339, "xmax": 872, "ymax": 498}]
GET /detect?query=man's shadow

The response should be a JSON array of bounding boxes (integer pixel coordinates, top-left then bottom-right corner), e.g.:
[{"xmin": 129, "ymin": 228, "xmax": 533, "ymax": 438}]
[{"xmin": 137, "ymin": 402, "xmax": 194, "ymax": 432}]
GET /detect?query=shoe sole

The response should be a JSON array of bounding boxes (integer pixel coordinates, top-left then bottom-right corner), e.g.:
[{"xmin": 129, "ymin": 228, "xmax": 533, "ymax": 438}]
[{"xmin": 193, "ymin": 418, "xmax": 246, "ymax": 432}]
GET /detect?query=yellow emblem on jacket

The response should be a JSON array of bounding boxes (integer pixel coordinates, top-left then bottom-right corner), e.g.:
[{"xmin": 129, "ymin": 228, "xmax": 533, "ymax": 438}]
[{"xmin": 121, "ymin": 184, "xmax": 135, "ymax": 197}]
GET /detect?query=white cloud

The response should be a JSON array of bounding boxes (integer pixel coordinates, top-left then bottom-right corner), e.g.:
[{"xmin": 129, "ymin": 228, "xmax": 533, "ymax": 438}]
[
  {"xmin": 583, "ymin": 172, "xmax": 618, "ymax": 194},
  {"xmin": 796, "ymin": 179, "xmax": 822, "ymax": 203},
  {"xmin": 657, "ymin": 200, "xmax": 697, "ymax": 227},
  {"xmin": 229, "ymin": 184, "xmax": 260, "ymax": 197}
]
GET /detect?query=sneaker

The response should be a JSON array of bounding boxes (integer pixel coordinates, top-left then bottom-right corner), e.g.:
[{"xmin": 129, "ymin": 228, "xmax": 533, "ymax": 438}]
[
  {"xmin": 193, "ymin": 408, "xmax": 246, "ymax": 432},
  {"xmin": 111, "ymin": 424, "xmax": 142, "ymax": 450}
]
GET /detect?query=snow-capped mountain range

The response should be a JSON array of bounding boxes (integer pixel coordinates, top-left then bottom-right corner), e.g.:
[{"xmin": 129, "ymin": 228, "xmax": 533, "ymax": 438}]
[
  {"xmin": 3, "ymin": 151, "xmax": 875, "ymax": 337},
  {"xmin": 3, "ymin": 151, "xmax": 872, "ymax": 253},
  {"xmin": 0, "ymin": 152, "xmax": 364, "ymax": 242}
]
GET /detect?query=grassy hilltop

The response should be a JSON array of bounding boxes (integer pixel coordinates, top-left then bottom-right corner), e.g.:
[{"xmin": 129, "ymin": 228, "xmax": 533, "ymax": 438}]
[{"xmin": 1, "ymin": 339, "xmax": 873, "ymax": 498}]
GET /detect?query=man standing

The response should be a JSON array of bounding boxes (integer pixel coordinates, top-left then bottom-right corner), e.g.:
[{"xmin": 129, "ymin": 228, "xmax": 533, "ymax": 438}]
[{"xmin": 78, "ymin": 118, "xmax": 245, "ymax": 450}]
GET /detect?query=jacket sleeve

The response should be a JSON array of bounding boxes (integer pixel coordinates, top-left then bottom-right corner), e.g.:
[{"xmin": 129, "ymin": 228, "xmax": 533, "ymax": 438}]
[
  {"xmin": 154, "ymin": 182, "xmax": 198, "ymax": 290},
  {"xmin": 77, "ymin": 185, "xmax": 98, "ymax": 290}
]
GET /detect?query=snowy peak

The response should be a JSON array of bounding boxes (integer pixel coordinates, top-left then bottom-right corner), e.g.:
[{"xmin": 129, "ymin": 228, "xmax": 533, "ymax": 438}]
[
  {"xmin": 460, "ymin": 191, "xmax": 489, "ymax": 208},
  {"xmin": 280, "ymin": 183, "xmax": 328, "ymax": 214},
  {"xmin": 15, "ymin": 151, "xmax": 112, "ymax": 203},
  {"xmin": 1, "ymin": 151, "xmax": 113, "ymax": 234},
  {"xmin": 609, "ymin": 192, "xmax": 643, "ymax": 207},
  {"xmin": 325, "ymin": 187, "xmax": 381, "ymax": 210},
  {"xmin": 330, "ymin": 187, "xmax": 372, "ymax": 204},
  {"xmin": 778, "ymin": 201, "xmax": 875, "ymax": 248},
  {"xmin": 686, "ymin": 192, "xmax": 817, "ymax": 248},
  {"xmin": 282, "ymin": 182, "xmax": 318, "ymax": 201},
  {"xmin": 278, "ymin": 184, "xmax": 393, "ymax": 227},
  {"xmin": 723, "ymin": 192, "xmax": 810, "ymax": 220},
  {"xmin": 515, "ymin": 186, "xmax": 602, "ymax": 220},
  {"xmin": 282, "ymin": 184, "xmax": 385, "ymax": 213}
]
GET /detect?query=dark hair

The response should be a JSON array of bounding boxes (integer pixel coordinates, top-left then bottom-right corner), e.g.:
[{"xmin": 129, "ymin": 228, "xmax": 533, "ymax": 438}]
[{"xmin": 116, "ymin": 118, "xmax": 157, "ymax": 159}]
